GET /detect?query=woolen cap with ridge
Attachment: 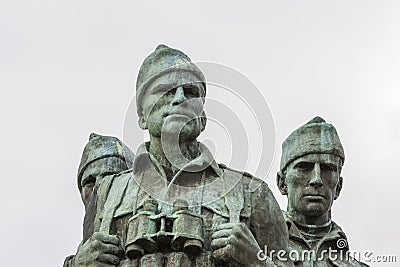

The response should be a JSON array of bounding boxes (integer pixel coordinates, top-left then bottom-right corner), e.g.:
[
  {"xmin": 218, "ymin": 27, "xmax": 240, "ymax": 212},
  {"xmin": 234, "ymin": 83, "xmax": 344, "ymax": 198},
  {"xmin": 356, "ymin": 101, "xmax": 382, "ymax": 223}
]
[
  {"xmin": 280, "ymin": 116, "xmax": 345, "ymax": 172},
  {"xmin": 135, "ymin": 44, "xmax": 206, "ymax": 116},
  {"xmin": 77, "ymin": 133, "xmax": 135, "ymax": 192}
]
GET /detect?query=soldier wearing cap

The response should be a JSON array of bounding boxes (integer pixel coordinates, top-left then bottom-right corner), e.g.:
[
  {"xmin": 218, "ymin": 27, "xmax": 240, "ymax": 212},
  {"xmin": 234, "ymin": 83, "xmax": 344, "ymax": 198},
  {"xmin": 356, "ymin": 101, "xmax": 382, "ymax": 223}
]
[
  {"xmin": 76, "ymin": 45, "xmax": 293, "ymax": 267},
  {"xmin": 77, "ymin": 133, "xmax": 135, "ymax": 208},
  {"xmin": 277, "ymin": 116, "xmax": 368, "ymax": 266},
  {"xmin": 63, "ymin": 133, "xmax": 135, "ymax": 267}
]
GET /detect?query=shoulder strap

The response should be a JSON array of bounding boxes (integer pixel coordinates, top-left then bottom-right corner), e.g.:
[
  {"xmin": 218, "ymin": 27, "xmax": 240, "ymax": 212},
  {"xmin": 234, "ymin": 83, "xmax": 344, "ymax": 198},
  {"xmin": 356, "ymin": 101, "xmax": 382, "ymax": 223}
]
[
  {"xmin": 222, "ymin": 169, "xmax": 244, "ymax": 223},
  {"xmin": 99, "ymin": 174, "xmax": 131, "ymax": 233},
  {"xmin": 92, "ymin": 174, "xmax": 115, "ymax": 233}
]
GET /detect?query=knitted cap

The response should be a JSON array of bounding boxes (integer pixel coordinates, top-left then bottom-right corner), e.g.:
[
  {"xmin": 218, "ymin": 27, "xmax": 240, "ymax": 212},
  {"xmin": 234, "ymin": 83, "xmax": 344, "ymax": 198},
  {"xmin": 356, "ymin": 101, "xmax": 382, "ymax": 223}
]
[
  {"xmin": 136, "ymin": 44, "xmax": 206, "ymax": 116},
  {"xmin": 280, "ymin": 116, "xmax": 345, "ymax": 172},
  {"xmin": 77, "ymin": 133, "xmax": 135, "ymax": 191}
]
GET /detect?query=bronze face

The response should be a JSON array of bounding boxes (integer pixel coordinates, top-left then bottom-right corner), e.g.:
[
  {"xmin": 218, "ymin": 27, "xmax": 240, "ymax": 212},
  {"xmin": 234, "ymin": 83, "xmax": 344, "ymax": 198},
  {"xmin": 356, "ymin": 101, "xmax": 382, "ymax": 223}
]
[
  {"xmin": 80, "ymin": 157, "xmax": 127, "ymax": 207},
  {"xmin": 282, "ymin": 153, "xmax": 343, "ymax": 219},
  {"xmin": 139, "ymin": 71, "xmax": 205, "ymax": 141}
]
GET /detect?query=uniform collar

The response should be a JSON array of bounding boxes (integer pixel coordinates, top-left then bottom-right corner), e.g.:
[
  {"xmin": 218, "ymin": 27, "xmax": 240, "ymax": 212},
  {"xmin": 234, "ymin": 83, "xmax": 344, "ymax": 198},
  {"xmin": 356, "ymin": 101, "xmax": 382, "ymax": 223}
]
[
  {"xmin": 133, "ymin": 142, "xmax": 223, "ymax": 178},
  {"xmin": 283, "ymin": 211, "xmax": 348, "ymax": 250}
]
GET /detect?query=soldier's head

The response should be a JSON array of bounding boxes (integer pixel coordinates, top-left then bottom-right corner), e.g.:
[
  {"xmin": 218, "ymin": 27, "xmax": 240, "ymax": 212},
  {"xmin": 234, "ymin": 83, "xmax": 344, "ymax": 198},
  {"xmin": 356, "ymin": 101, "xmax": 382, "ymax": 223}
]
[
  {"xmin": 135, "ymin": 44, "xmax": 207, "ymax": 142},
  {"xmin": 77, "ymin": 133, "xmax": 135, "ymax": 207},
  {"xmin": 277, "ymin": 117, "xmax": 345, "ymax": 221}
]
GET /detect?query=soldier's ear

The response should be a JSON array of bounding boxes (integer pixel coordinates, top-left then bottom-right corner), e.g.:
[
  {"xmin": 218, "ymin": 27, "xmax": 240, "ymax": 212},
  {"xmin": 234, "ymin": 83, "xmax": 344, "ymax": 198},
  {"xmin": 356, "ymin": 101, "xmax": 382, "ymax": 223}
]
[
  {"xmin": 334, "ymin": 176, "xmax": 343, "ymax": 200},
  {"xmin": 200, "ymin": 111, "xmax": 207, "ymax": 132},
  {"xmin": 277, "ymin": 171, "xmax": 288, "ymax": 195},
  {"xmin": 138, "ymin": 116, "xmax": 147, "ymax": 130}
]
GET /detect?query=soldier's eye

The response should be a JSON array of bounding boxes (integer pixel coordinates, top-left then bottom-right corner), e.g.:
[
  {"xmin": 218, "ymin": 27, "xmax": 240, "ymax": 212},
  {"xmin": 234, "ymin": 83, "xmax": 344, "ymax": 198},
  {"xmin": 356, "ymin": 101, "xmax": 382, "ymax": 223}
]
[
  {"xmin": 152, "ymin": 84, "xmax": 173, "ymax": 95},
  {"xmin": 183, "ymin": 84, "xmax": 198, "ymax": 97},
  {"xmin": 185, "ymin": 91, "xmax": 195, "ymax": 98},
  {"xmin": 295, "ymin": 162, "xmax": 314, "ymax": 172},
  {"xmin": 82, "ymin": 175, "xmax": 96, "ymax": 187},
  {"xmin": 320, "ymin": 164, "xmax": 335, "ymax": 172},
  {"xmin": 85, "ymin": 183, "xmax": 95, "ymax": 189}
]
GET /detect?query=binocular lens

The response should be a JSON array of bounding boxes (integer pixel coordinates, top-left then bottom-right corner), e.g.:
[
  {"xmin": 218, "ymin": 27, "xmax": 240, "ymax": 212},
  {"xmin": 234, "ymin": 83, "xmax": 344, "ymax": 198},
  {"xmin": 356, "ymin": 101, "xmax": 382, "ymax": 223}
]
[
  {"xmin": 126, "ymin": 244, "xmax": 144, "ymax": 259},
  {"xmin": 183, "ymin": 239, "xmax": 202, "ymax": 256}
]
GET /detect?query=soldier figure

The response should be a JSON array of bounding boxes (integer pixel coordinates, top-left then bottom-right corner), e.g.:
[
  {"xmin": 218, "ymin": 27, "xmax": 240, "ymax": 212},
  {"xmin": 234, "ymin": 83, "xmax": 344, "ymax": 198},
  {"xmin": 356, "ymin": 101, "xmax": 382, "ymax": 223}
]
[
  {"xmin": 277, "ymin": 116, "xmax": 368, "ymax": 266},
  {"xmin": 74, "ymin": 45, "xmax": 293, "ymax": 267},
  {"xmin": 64, "ymin": 133, "xmax": 135, "ymax": 267}
]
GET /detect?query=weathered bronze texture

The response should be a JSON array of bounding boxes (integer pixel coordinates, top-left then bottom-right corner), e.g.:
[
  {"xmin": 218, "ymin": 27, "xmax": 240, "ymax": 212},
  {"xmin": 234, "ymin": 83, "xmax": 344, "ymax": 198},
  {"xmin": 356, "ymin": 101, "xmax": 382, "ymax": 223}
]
[
  {"xmin": 277, "ymin": 116, "xmax": 368, "ymax": 266},
  {"xmin": 64, "ymin": 133, "xmax": 135, "ymax": 267},
  {"xmin": 66, "ymin": 45, "xmax": 293, "ymax": 267}
]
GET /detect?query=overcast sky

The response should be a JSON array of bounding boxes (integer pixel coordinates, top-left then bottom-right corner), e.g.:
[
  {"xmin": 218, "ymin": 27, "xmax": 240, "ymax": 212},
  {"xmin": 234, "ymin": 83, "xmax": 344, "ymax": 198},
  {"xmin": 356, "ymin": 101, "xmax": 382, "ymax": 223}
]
[{"xmin": 1, "ymin": 1, "xmax": 399, "ymax": 266}]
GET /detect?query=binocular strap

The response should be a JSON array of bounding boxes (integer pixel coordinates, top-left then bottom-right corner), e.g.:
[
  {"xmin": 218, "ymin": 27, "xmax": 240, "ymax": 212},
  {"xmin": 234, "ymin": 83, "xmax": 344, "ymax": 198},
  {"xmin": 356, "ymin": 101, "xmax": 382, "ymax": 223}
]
[{"xmin": 99, "ymin": 175, "xmax": 131, "ymax": 234}]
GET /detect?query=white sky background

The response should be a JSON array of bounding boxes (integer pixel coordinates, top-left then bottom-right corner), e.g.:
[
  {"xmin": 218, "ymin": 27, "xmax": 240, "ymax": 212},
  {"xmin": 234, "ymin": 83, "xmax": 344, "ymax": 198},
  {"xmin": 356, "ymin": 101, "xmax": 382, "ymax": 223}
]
[{"xmin": 1, "ymin": 1, "xmax": 399, "ymax": 266}]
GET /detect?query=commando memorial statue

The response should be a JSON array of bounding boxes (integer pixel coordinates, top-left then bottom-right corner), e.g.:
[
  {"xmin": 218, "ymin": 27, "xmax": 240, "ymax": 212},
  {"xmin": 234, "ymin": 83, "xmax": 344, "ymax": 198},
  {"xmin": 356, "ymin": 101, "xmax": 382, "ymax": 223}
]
[
  {"xmin": 276, "ymin": 116, "xmax": 368, "ymax": 266},
  {"xmin": 65, "ymin": 45, "xmax": 293, "ymax": 267}
]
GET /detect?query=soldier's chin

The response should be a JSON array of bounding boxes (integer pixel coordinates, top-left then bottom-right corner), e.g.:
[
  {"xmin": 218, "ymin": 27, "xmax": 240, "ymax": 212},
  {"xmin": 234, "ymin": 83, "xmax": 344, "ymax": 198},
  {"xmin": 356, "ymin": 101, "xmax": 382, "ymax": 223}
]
[
  {"xmin": 161, "ymin": 116, "xmax": 186, "ymax": 130},
  {"xmin": 303, "ymin": 203, "xmax": 328, "ymax": 216},
  {"xmin": 163, "ymin": 118, "xmax": 200, "ymax": 138},
  {"xmin": 161, "ymin": 125, "xmax": 200, "ymax": 142},
  {"xmin": 178, "ymin": 125, "xmax": 201, "ymax": 141},
  {"xmin": 165, "ymin": 114, "xmax": 190, "ymax": 122}
]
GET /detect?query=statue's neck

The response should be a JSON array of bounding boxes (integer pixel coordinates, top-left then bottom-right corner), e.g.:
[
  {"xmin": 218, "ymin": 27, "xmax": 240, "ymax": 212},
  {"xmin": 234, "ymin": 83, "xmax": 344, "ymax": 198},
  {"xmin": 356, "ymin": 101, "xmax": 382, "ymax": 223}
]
[
  {"xmin": 287, "ymin": 209, "xmax": 331, "ymax": 227},
  {"xmin": 148, "ymin": 135, "xmax": 200, "ymax": 174}
]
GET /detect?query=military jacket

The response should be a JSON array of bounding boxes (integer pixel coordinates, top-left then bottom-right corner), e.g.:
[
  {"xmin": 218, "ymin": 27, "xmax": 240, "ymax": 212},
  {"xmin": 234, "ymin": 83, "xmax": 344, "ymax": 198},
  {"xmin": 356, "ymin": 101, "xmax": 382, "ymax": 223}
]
[
  {"xmin": 82, "ymin": 143, "xmax": 292, "ymax": 267},
  {"xmin": 284, "ymin": 213, "xmax": 368, "ymax": 267}
]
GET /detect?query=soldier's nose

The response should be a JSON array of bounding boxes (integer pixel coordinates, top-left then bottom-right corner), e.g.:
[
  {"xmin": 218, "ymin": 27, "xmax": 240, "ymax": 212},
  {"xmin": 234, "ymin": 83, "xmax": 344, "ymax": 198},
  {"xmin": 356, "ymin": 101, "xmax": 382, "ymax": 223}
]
[
  {"xmin": 309, "ymin": 163, "xmax": 323, "ymax": 187},
  {"xmin": 172, "ymin": 86, "xmax": 187, "ymax": 106}
]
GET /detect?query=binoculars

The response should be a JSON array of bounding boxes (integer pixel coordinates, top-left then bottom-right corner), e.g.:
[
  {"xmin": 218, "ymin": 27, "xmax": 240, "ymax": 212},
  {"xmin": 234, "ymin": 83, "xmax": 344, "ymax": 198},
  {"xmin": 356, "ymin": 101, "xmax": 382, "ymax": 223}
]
[{"xmin": 125, "ymin": 199, "xmax": 204, "ymax": 259}]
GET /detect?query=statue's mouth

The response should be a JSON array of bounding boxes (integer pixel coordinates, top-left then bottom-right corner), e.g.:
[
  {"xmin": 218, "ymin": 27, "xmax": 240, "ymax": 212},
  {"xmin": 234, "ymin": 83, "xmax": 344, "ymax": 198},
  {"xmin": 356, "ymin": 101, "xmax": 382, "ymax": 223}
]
[
  {"xmin": 167, "ymin": 113, "xmax": 190, "ymax": 119},
  {"xmin": 302, "ymin": 195, "xmax": 325, "ymax": 204},
  {"xmin": 164, "ymin": 108, "xmax": 196, "ymax": 120},
  {"xmin": 303, "ymin": 193, "xmax": 325, "ymax": 199}
]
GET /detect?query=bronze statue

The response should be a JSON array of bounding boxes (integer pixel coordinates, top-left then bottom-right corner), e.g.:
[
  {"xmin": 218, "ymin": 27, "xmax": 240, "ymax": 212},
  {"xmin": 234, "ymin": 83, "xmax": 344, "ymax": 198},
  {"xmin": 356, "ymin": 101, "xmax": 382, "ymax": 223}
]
[
  {"xmin": 277, "ymin": 116, "xmax": 368, "ymax": 266},
  {"xmin": 71, "ymin": 45, "xmax": 293, "ymax": 267},
  {"xmin": 64, "ymin": 133, "xmax": 135, "ymax": 267}
]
